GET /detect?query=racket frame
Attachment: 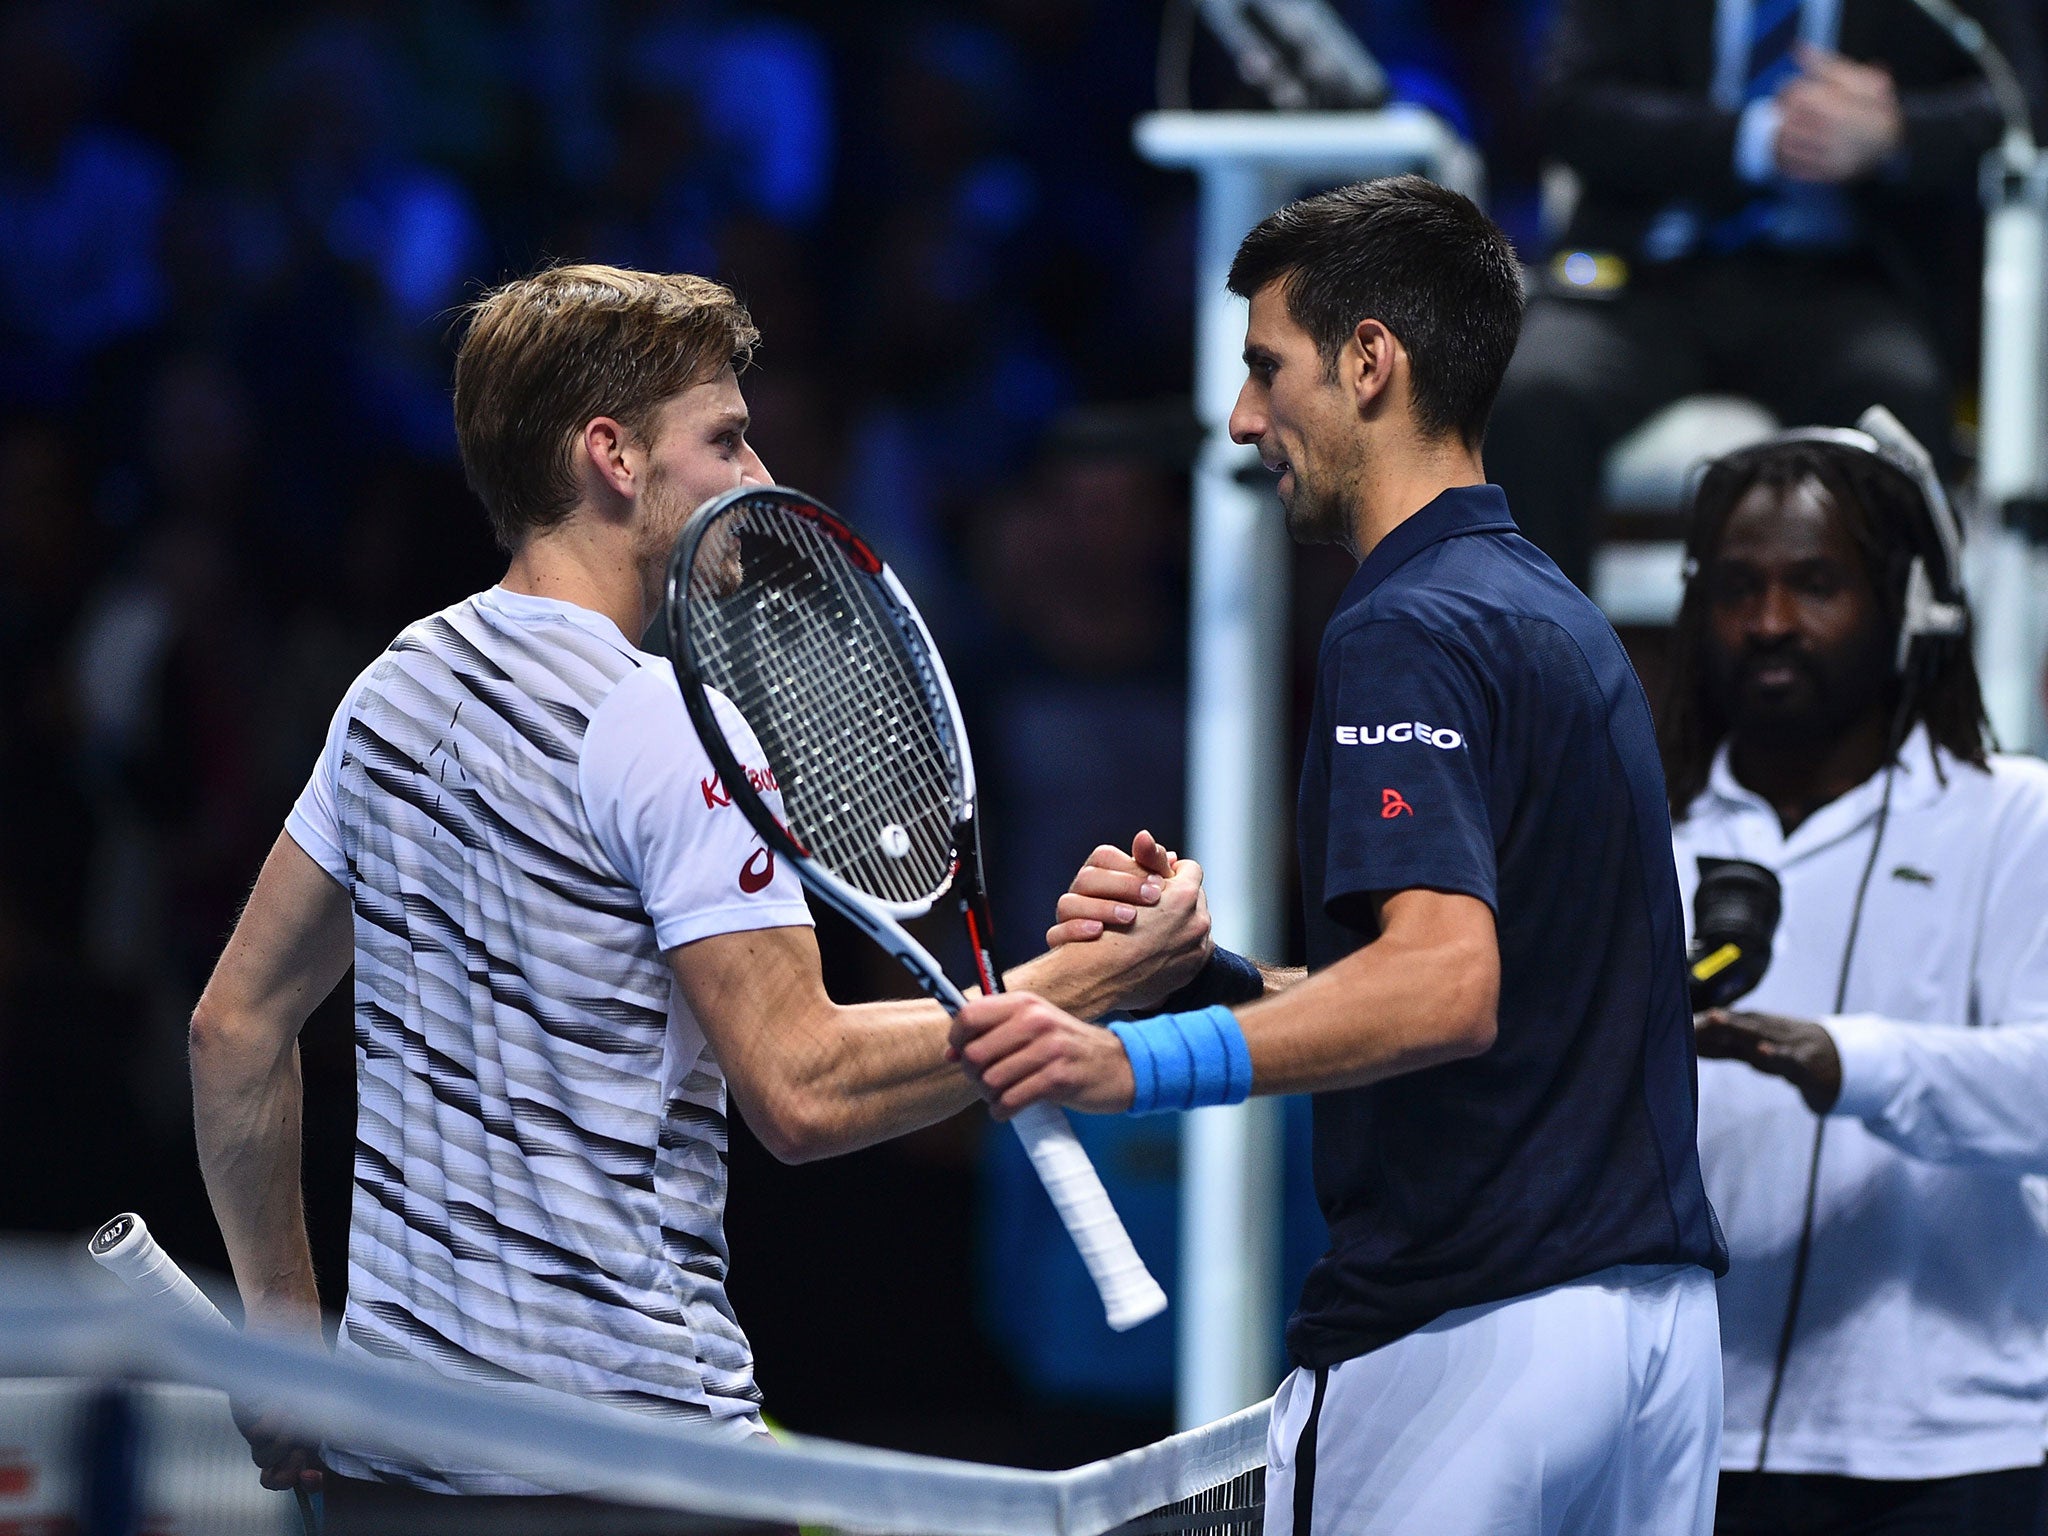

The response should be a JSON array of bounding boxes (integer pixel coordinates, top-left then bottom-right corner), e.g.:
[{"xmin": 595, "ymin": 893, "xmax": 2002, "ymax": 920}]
[
  {"xmin": 665, "ymin": 485, "xmax": 988, "ymax": 1015},
  {"xmin": 665, "ymin": 485, "xmax": 1168, "ymax": 1332}
]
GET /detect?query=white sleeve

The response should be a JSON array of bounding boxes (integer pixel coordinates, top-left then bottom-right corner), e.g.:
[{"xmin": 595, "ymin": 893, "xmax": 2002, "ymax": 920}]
[
  {"xmin": 1830, "ymin": 1017, "xmax": 2048, "ymax": 1173},
  {"xmin": 283, "ymin": 676, "xmax": 360, "ymax": 889},
  {"xmin": 579, "ymin": 664, "xmax": 812, "ymax": 952},
  {"xmin": 1827, "ymin": 774, "xmax": 2048, "ymax": 1172},
  {"xmin": 1734, "ymin": 98, "xmax": 1781, "ymax": 183}
]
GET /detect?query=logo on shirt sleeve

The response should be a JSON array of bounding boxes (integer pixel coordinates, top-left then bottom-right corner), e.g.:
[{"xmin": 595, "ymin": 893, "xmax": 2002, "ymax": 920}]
[
  {"xmin": 702, "ymin": 765, "xmax": 783, "ymax": 810},
  {"xmin": 738, "ymin": 847, "xmax": 776, "ymax": 893},
  {"xmin": 1336, "ymin": 722, "xmax": 1463, "ymax": 750},
  {"xmin": 1381, "ymin": 789, "xmax": 1414, "ymax": 819}
]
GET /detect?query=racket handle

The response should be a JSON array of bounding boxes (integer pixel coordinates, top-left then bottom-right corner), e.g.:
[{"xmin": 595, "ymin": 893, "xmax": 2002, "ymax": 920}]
[
  {"xmin": 1009, "ymin": 1104, "xmax": 1169, "ymax": 1332},
  {"xmin": 89, "ymin": 1213, "xmax": 232, "ymax": 1329}
]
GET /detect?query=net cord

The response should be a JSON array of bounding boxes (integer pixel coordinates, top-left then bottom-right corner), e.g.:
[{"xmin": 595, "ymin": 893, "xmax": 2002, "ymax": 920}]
[{"xmin": 0, "ymin": 1285, "xmax": 1268, "ymax": 1536}]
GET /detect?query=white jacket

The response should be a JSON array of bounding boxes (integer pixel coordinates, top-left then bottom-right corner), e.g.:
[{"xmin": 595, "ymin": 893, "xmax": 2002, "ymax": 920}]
[{"xmin": 1675, "ymin": 727, "xmax": 2048, "ymax": 1479}]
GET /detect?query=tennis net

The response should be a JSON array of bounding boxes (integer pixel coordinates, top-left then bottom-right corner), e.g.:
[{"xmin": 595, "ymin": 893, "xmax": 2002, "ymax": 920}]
[{"xmin": 0, "ymin": 1247, "xmax": 1267, "ymax": 1536}]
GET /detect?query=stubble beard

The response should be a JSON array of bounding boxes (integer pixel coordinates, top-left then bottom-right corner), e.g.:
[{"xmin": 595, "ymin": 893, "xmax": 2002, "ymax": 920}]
[
  {"xmin": 1281, "ymin": 455, "xmax": 1357, "ymax": 549},
  {"xmin": 633, "ymin": 471, "xmax": 693, "ymax": 611}
]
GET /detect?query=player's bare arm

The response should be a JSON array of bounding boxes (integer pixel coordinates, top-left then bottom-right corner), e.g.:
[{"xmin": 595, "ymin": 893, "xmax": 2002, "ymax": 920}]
[
  {"xmin": 189, "ymin": 832, "xmax": 352, "ymax": 1337},
  {"xmin": 188, "ymin": 832, "xmax": 352, "ymax": 1492},
  {"xmin": 673, "ymin": 862, "xmax": 1211, "ymax": 1161},
  {"xmin": 951, "ymin": 887, "xmax": 1496, "ymax": 1118}
]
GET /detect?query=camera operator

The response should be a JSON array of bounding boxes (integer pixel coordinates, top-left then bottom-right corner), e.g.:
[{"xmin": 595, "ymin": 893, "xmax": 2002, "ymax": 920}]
[{"xmin": 1664, "ymin": 412, "xmax": 2048, "ymax": 1534}]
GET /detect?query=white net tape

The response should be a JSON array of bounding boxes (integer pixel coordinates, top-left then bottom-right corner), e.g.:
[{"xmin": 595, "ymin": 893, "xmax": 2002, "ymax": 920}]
[{"xmin": 0, "ymin": 1267, "xmax": 1268, "ymax": 1536}]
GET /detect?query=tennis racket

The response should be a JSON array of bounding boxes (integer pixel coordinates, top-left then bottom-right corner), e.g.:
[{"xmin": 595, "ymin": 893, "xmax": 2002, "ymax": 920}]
[
  {"xmin": 90, "ymin": 1212, "xmax": 231, "ymax": 1326},
  {"xmin": 90, "ymin": 1214, "xmax": 324, "ymax": 1533},
  {"xmin": 665, "ymin": 485, "xmax": 1168, "ymax": 1332}
]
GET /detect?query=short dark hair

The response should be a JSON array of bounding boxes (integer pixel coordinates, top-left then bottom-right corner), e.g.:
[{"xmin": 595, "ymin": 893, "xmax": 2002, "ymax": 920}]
[
  {"xmin": 1227, "ymin": 176, "xmax": 1525, "ymax": 448},
  {"xmin": 453, "ymin": 264, "xmax": 759, "ymax": 551},
  {"xmin": 1659, "ymin": 440, "xmax": 1991, "ymax": 818}
]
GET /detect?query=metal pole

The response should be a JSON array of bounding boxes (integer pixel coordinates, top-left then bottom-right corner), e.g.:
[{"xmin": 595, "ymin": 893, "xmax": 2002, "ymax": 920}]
[
  {"xmin": 1176, "ymin": 160, "xmax": 1292, "ymax": 1429},
  {"xmin": 1975, "ymin": 152, "xmax": 2048, "ymax": 753}
]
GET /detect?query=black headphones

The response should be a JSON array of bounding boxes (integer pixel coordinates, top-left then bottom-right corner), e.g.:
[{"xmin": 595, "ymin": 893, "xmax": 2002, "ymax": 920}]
[{"xmin": 1683, "ymin": 405, "xmax": 1969, "ymax": 677}]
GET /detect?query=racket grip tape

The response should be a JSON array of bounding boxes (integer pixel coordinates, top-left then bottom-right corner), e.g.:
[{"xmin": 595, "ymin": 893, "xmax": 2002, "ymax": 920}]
[
  {"xmin": 1009, "ymin": 1104, "xmax": 1169, "ymax": 1332},
  {"xmin": 89, "ymin": 1213, "xmax": 232, "ymax": 1329}
]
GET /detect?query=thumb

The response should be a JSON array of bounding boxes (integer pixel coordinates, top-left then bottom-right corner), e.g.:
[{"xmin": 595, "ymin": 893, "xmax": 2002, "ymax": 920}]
[{"xmin": 1132, "ymin": 830, "xmax": 1177, "ymax": 877}]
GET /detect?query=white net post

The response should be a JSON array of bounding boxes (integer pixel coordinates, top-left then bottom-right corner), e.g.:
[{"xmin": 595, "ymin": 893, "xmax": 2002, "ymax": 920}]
[{"xmin": 1132, "ymin": 109, "xmax": 1482, "ymax": 1428}]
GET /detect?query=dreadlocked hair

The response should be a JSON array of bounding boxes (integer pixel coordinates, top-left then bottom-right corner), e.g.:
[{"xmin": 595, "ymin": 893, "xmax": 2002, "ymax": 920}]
[{"xmin": 1659, "ymin": 439, "xmax": 1991, "ymax": 821}]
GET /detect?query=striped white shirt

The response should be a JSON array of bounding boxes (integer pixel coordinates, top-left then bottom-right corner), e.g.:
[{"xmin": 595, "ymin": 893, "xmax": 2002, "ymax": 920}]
[{"xmin": 285, "ymin": 587, "xmax": 811, "ymax": 1490}]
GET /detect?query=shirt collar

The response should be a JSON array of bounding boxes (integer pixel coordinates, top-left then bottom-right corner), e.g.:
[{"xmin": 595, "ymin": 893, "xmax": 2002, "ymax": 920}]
[
  {"xmin": 1341, "ymin": 483, "xmax": 1518, "ymax": 607},
  {"xmin": 1700, "ymin": 723, "xmax": 1950, "ymax": 859}
]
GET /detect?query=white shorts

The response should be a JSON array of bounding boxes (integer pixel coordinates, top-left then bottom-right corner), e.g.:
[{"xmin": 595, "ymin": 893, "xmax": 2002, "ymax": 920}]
[{"xmin": 1264, "ymin": 1263, "xmax": 1721, "ymax": 1536}]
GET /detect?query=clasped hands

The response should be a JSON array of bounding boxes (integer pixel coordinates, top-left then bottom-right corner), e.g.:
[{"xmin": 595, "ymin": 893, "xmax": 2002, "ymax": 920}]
[
  {"xmin": 948, "ymin": 832, "xmax": 1206, "ymax": 1119},
  {"xmin": 1694, "ymin": 1007, "xmax": 1843, "ymax": 1114},
  {"xmin": 1773, "ymin": 44, "xmax": 1903, "ymax": 184}
]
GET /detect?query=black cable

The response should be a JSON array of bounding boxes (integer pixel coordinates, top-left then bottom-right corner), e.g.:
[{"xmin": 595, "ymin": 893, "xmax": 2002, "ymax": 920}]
[{"xmin": 1752, "ymin": 687, "xmax": 1917, "ymax": 1470}]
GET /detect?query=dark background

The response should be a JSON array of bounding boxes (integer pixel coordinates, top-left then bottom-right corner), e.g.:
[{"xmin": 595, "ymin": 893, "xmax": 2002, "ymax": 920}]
[{"xmin": 0, "ymin": 0, "xmax": 1703, "ymax": 1467}]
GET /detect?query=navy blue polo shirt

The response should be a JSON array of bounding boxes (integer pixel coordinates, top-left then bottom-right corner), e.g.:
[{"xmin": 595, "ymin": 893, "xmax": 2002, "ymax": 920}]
[{"xmin": 1287, "ymin": 484, "xmax": 1726, "ymax": 1370}]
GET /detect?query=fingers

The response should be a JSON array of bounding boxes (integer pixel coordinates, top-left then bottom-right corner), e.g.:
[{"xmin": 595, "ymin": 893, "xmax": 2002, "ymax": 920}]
[
  {"xmin": 948, "ymin": 994, "xmax": 1093, "ymax": 1111},
  {"xmin": 1069, "ymin": 866, "xmax": 1163, "ymax": 907},
  {"xmin": 237, "ymin": 1406, "xmax": 324, "ymax": 1492},
  {"xmin": 1086, "ymin": 843, "xmax": 1146, "ymax": 875},
  {"xmin": 260, "ymin": 1448, "xmax": 324, "ymax": 1493},
  {"xmin": 1132, "ymin": 830, "xmax": 1177, "ymax": 877},
  {"xmin": 1045, "ymin": 917, "xmax": 1104, "ymax": 947},
  {"xmin": 947, "ymin": 991, "xmax": 1035, "ymax": 1057},
  {"xmin": 1796, "ymin": 43, "xmax": 1891, "ymax": 95}
]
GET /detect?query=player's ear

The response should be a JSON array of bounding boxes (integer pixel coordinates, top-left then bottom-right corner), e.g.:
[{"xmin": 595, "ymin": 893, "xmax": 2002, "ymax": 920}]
[
  {"xmin": 1347, "ymin": 319, "xmax": 1399, "ymax": 414},
  {"xmin": 579, "ymin": 416, "xmax": 639, "ymax": 502}
]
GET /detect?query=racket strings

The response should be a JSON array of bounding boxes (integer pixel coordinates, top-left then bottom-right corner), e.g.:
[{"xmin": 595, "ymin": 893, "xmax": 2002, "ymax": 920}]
[{"xmin": 685, "ymin": 501, "xmax": 963, "ymax": 908}]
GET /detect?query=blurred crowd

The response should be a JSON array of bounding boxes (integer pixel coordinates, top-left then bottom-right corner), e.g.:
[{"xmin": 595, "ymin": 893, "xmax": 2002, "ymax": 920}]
[
  {"xmin": 0, "ymin": 0, "xmax": 1273, "ymax": 1460},
  {"xmin": 2, "ymin": 0, "xmax": 2039, "ymax": 1465}
]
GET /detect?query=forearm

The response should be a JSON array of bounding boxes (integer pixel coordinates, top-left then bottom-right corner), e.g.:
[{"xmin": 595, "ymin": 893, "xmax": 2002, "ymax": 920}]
[
  {"xmin": 1829, "ymin": 1015, "xmax": 2048, "ymax": 1171},
  {"xmin": 1239, "ymin": 936, "xmax": 1495, "ymax": 1096},
  {"xmin": 793, "ymin": 944, "xmax": 1171, "ymax": 1154},
  {"xmin": 787, "ymin": 996, "xmax": 979, "ymax": 1158},
  {"xmin": 190, "ymin": 1019, "xmax": 319, "ymax": 1329},
  {"xmin": 1255, "ymin": 960, "xmax": 1306, "ymax": 995}
]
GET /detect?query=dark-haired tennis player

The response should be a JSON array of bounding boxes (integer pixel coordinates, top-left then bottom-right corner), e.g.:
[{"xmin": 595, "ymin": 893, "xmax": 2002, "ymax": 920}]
[
  {"xmin": 186, "ymin": 264, "xmax": 1211, "ymax": 1510},
  {"xmin": 953, "ymin": 178, "xmax": 1729, "ymax": 1536}
]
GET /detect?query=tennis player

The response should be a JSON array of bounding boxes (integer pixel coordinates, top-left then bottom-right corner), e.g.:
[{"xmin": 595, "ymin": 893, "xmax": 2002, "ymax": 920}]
[
  {"xmin": 952, "ymin": 178, "xmax": 1730, "ymax": 1536},
  {"xmin": 185, "ymin": 264, "xmax": 1212, "ymax": 1511}
]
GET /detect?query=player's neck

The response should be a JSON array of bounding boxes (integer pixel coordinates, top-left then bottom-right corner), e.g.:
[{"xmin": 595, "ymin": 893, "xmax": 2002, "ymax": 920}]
[
  {"xmin": 1346, "ymin": 434, "xmax": 1486, "ymax": 562},
  {"xmin": 500, "ymin": 519, "xmax": 654, "ymax": 643}
]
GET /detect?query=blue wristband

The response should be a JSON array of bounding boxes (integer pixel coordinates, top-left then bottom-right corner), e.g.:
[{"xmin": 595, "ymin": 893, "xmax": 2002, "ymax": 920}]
[{"xmin": 1109, "ymin": 1006, "xmax": 1254, "ymax": 1115}]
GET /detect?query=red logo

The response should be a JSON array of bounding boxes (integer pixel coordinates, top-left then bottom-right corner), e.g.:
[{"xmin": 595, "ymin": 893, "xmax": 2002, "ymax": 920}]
[
  {"xmin": 1382, "ymin": 789, "xmax": 1414, "ymax": 819},
  {"xmin": 702, "ymin": 767, "xmax": 780, "ymax": 810},
  {"xmin": 738, "ymin": 847, "xmax": 776, "ymax": 893}
]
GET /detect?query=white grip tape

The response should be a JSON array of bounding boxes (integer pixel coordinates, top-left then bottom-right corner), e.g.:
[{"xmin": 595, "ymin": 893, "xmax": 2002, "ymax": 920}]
[
  {"xmin": 89, "ymin": 1213, "xmax": 230, "ymax": 1328},
  {"xmin": 1010, "ymin": 1104, "xmax": 1169, "ymax": 1332}
]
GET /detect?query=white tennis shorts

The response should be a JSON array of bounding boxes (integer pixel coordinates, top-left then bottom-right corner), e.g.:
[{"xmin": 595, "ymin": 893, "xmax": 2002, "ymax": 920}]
[{"xmin": 1264, "ymin": 1263, "xmax": 1721, "ymax": 1536}]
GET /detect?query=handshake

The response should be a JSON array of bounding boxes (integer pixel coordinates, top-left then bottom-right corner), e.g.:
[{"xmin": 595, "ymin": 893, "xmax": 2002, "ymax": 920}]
[{"xmin": 949, "ymin": 830, "xmax": 1215, "ymax": 1119}]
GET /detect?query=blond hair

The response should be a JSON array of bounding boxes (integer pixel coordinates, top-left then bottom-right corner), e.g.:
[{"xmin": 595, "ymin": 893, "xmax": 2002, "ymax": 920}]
[{"xmin": 453, "ymin": 265, "xmax": 760, "ymax": 550}]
